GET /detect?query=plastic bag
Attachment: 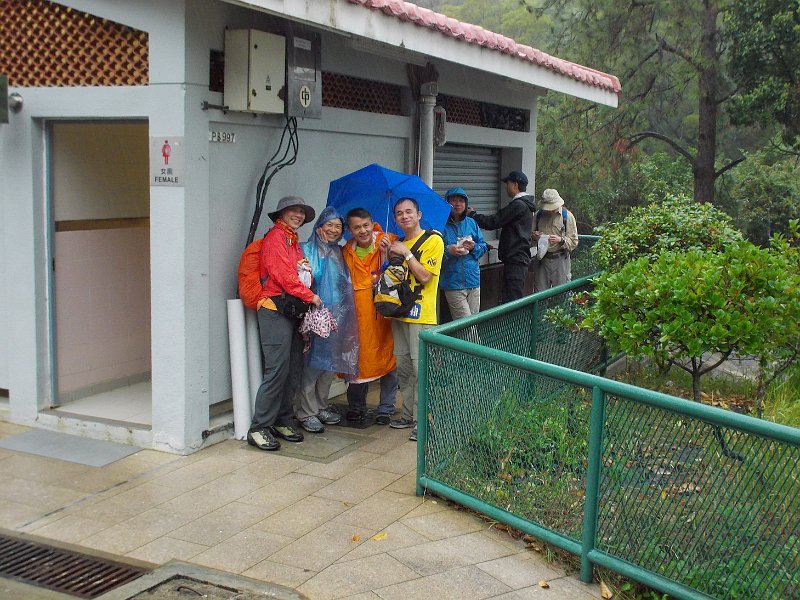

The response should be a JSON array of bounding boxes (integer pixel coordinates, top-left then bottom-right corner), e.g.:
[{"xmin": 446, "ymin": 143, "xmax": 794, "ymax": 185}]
[{"xmin": 299, "ymin": 207, "xmax": 360, "ymax": 375}]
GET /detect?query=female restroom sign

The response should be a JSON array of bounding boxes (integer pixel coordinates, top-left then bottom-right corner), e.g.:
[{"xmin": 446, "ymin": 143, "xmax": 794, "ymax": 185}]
[{"xmin": 149, "ymin": 136, "xmax": 185, "ymax": 186}]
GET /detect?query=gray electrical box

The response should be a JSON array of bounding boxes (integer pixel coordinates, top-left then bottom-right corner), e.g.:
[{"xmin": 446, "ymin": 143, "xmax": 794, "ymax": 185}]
[
  {"xmin": 286, "ymin": 31, "xmax": 322, "ymax": 120},
  {"xmin": 224, "ymin": 29, "xmax": 286, "ymax": 114}
]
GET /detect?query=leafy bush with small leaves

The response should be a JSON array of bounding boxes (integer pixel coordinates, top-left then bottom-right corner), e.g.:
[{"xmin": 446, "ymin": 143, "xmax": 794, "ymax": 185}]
[
  {"xmin": 542, "ymin": 291, "xmax": 592, "ymax": 333},
  {"xmin": 591, "ymin": 194, "xmax": 743, "ymax": 270}
]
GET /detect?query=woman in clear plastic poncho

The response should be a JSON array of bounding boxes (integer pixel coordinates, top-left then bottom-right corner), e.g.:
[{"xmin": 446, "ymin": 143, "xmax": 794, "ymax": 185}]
[{"xmin": 293, "ymin": 207, "xmax": 360, "ymax": 432}]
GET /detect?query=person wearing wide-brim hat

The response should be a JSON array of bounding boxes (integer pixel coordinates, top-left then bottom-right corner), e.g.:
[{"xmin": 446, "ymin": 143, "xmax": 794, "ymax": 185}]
[
  {"xmin": 248, "ymin": 196, "xmax": 322, "ymax": 452},
  {"xmin": 532, "ymin": 188, "xmax": 579, "ymax": 291}
]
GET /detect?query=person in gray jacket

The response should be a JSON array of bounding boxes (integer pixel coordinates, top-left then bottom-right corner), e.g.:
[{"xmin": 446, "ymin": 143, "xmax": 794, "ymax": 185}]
[{"xmin": 468, "ymin": 170, "xmax": 536, "ymax": 303}]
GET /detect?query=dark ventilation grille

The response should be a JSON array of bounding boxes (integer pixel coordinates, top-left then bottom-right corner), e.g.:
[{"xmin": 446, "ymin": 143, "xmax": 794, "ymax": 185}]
[
  {"xmin": 322, "ymin": 72, "xmax": 403, "ymax": 115},
  {"xmin": 439, "ymin": 94, "xmax": 530, "ymax": 132},
  {"xmin": 438, "ymin": 95, "xmax": 482, "ymax": 127},
  {"xmin": 0, "ymin": 533, "xmax": 148, "ymax": 598},
  {"xmin": 0, "ymin": 0, "xmax": 149, "ymax": 87}
]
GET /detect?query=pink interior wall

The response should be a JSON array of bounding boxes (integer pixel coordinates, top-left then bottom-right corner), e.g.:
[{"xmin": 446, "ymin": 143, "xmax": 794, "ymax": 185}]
[{"xmin": 55, "ymin": 227, "xmax": 151, "ymax": 394}]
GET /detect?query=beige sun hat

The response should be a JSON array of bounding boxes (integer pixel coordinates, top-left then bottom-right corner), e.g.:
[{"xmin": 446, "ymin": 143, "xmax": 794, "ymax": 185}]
[{"xmin": 540, "ymin": 188, "xmax": 565, "ymax": 211}]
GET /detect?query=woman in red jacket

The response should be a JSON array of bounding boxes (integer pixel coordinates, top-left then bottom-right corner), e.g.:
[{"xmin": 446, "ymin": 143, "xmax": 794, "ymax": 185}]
[{"xmin": 248, "ymin": 196, "xmax": 321, "ymax": 452}]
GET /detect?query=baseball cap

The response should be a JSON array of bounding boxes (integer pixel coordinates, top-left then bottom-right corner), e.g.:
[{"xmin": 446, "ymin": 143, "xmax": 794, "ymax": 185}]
[{"xmin": 501, "ymin": 170, "xmax": 529, "ymax": 186}]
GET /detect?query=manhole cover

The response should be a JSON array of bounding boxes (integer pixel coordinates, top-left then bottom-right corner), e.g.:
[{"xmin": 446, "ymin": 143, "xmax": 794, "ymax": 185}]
[{"xmin": 129, "ymin": 575, "xmax": 270, "ymax": 599}]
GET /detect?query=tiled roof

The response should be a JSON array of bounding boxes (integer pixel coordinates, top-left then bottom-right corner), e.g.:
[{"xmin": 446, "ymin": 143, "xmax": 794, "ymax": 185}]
[{"xmin": 348, "ymin": 0, "xmax": 621, "ymax": 95}]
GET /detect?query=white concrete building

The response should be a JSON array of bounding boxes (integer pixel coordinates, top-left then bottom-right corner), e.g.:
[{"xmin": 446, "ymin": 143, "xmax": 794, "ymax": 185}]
[{"xmin": 0, "ymin": 0, "xmax": 619, "ymax": 453}]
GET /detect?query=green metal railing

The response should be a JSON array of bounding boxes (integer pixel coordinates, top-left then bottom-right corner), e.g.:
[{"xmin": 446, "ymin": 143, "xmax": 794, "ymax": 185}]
[{"xmin": 417, "ymin": 249, "xmax": 800, "ymax": 600}]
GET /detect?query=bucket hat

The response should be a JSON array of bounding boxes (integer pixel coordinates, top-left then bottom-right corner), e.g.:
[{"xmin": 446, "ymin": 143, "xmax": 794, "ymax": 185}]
[
  {"xmin": 540, "ymin": 188, "xmax": 565, "ymax": 211},
  {"xmin": 268, "ymin": 196, "xmax": 316, "ymax": 224}
]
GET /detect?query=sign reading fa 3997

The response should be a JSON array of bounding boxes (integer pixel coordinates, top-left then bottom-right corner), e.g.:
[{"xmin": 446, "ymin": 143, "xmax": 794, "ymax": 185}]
[{"xmin": 149, "ymin": 136, "xmax": 185, "ymax": 186}]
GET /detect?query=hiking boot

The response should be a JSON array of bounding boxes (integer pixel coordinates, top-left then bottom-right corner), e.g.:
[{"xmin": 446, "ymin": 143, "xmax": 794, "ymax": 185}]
[
  {"xmin": 300, "ymin": 416, "xmax": 324, "ymax": 433},
  {"xmin": 389, "ymin": 417, "xmax": 415, "ymax": 429},
  {"xmin": 318, "ymin": 408, "xmax": 341, "ymax": 425},
  {"xmin": 271, "ymin": 424, "xmax": 304, "ymax": 442},
  {"xmin": 247, "ymin": 428, "xmax": 280, "ymax": 451},
  {"xmin": 409, "ymin": 427, "xmax": 417, "ymax": 442},
  {"xmin": 375, "ymin": 414, "xmax": 392, "ymax": 426}
]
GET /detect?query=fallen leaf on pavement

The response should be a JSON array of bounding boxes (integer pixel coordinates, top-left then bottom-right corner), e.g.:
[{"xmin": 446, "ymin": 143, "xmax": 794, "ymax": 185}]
[
  {"xmin": 351, "ymin": 534, "xmax": 361, "ymax": 542},
  {"xmin": 538, "ymin": 580, "xmax": 550, "ymax": 589},
  {"xmin": 372, "ymin": 532, "xmax": 389, "ymax": 541},
  {"xmin": 600, "ymin": 580, "xmax": 613, "ymax": 599},
  {"xmin": 526, "ymin": 542, "xmax": 543, "ymax": 552}
]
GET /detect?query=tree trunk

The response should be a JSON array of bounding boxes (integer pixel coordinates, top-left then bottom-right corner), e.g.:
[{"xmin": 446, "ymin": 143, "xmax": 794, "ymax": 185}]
[
  {"xmin": 691, "ymin": 367, "xmax": 702, "ymax": 403},
  {"xmin": 694, "ymin": 0, "xmax": 720, "ymax": 203}
]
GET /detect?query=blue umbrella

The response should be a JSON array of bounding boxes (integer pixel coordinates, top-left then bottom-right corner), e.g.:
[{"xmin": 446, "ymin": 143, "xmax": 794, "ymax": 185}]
[{"xmin": 326, "ymin": 163, "xmax": 451, "ymax": 237}]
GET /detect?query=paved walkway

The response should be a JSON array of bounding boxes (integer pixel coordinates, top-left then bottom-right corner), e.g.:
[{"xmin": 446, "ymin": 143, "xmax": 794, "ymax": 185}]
[{"xmin": 0, "ymin": 417, "xmax": 602, "ymax": 600}]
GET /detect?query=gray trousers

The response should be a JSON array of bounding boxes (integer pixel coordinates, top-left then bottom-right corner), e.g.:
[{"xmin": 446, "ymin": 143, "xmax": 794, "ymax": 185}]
[
  {"xmin": 535, "ymin": 253, "xmax": 571, "ymax": 291},
  {"xmin": 392, "ymin": 320, "xmax": 432, "ymax": 421},
  {"xmin": 251, "ymin": 308, "xmax": 302, "ymax": 430},
  {"xmin": 295, "ymin": 368, "xmax": 335, "ymax": 420},
  {"xmin": 444, "ymin": 288, "xmax": 480, "ymax": 320}
]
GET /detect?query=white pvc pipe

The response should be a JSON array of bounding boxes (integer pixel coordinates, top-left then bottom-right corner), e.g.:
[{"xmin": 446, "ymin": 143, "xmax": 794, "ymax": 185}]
[
  {"xmin": 227, "ymin": 298, "xmax": 251, "ymax": 440},
  {"xmin": 245, "ymin": 308, "xmax": 262, "ymax": 413}
]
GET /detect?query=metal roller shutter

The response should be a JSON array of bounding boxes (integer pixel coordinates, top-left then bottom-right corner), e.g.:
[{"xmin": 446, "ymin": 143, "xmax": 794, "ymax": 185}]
[{"xmin": 433, "ymin": 144, "xmax": 500, "ymax": 215}]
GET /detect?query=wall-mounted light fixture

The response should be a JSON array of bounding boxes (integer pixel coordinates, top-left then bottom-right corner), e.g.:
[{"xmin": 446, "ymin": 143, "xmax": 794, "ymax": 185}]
[{"xmin": 9, "ymin": 92, "xmax": 23, "ymax": 112}]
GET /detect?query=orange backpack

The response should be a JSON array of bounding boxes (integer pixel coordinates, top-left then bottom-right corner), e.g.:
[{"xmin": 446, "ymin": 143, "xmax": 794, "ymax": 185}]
[{"xmin": 237, "ymin": 237, "xmax": 266, "ymax": 310}]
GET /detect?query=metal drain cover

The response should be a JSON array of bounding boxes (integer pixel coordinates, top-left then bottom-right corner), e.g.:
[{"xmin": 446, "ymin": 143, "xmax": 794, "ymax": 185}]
[
  {"xmin": 129, "ymin": 575, "xmax": 271, "ymax": 599},
  {"xmin": 0, "ymin": 532, "xmax": 148, "ymax": 598}
]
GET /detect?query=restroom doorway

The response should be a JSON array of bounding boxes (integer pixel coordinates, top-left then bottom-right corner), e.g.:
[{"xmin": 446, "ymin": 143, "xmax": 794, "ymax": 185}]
[{"xmin": 49, "ymin": 120, "xmax": 152, "ymax": 425}]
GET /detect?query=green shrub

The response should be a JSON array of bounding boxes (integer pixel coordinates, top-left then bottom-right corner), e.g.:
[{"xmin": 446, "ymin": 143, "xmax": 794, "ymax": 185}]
[
  {"xmin": 591, "ymin": 194, "xmax": 742, "ymax": 270},
  {"xmin": 584, "ymin": 242, "xmax": 800, "ymax": 403}
]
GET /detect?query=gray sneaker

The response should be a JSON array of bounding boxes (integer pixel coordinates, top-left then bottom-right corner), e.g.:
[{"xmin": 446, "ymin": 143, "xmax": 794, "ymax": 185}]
[
  {"xmin": 318, "ymin": 408, "xmax": 341, "ymax": 425},
  {"xmin": 409, "ymin": 427, "xmax": 417, "ymax": 442},
  {"xmin": 300, "ymin": 415, "xmax": 324, "ymax": 433},
  {"xmin": 390, "ymin": 417, "xmax": 415, "ymax": 429}
]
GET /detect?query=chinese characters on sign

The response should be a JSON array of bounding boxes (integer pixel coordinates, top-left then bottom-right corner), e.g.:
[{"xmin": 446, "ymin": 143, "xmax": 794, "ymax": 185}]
[{"xmin": 149, "ymin": 136, "xmax": 185, "ymax": 186}]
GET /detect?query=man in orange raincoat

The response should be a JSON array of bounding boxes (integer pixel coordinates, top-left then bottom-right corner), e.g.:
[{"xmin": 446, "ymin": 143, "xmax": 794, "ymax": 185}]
[{"xmin": 341, "ymin": 208, "xmax": 398, "ymax": 424}]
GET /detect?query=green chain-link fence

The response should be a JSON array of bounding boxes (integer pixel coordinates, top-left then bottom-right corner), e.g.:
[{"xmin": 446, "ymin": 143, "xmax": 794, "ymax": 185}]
[{"xmin": 418, "ymin": 243, "xmax": 800, "ymax": 600}]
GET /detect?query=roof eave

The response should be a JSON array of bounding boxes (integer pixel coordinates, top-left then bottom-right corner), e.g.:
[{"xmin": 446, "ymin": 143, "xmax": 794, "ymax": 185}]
[{"xmin": 222, "ymin": 0, "xmax": 620, "ymax": 108}]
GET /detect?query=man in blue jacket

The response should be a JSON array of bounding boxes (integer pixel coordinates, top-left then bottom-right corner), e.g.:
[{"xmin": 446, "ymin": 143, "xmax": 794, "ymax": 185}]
[{"xmin": 440, "ymin": 188, "xmax": 488, "ymax": 319}]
